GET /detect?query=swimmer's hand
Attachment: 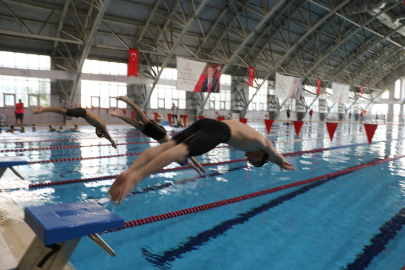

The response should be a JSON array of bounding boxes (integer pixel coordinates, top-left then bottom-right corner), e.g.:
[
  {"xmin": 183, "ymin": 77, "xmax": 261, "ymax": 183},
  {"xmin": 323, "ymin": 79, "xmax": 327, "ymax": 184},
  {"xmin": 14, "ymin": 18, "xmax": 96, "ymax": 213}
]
[
  {"xmin": 190, "ymin": 157, "xmax": 206, "ymax": 174},
  {"xmin": 268, "ymin": 156, "xmax": 295, "ymax": 171},
  {"xmin": 110, "ymin": 140, "xmax": 117, "ymax": 149},
  {"xmin": 188, "ymin": 162, "xmax": 202, "ymax": 175}
]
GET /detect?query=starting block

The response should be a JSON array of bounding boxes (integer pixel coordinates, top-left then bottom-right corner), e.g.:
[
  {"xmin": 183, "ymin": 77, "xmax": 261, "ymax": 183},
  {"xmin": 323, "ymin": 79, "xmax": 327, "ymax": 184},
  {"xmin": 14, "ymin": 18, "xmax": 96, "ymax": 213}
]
[
  {"xmin": 0, "ymin": 156, "xmax": 28, "ymax": 180},
  {"xmin": 17, "ymin": 202, "xmax": 124, "ymax": 270}
]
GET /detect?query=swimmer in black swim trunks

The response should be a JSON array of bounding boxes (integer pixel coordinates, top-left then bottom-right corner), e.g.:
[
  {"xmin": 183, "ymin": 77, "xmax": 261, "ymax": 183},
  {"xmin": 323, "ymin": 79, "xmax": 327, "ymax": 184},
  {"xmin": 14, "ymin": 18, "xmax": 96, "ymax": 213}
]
[
  {"xmin": 109, "ymin": 118, "xmax": 295, "ymax": 203},
  {"xmin": 32, "ymin": 106, "xmax": 116, "ymax": 148},
  {"xmin": 111, "ymin": 96, "xmax": 205, "ymax": 174}
]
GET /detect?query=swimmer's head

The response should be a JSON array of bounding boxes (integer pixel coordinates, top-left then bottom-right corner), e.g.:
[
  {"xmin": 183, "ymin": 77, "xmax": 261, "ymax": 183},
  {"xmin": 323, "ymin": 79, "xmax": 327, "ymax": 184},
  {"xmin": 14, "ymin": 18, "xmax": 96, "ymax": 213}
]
[
  {"xmin": 95, "ymin": 127, "xmax": 105, "ymax": 138},
  {"xmin": 245, "ymin": 151, "xmax": 269, "ymax": 167}
]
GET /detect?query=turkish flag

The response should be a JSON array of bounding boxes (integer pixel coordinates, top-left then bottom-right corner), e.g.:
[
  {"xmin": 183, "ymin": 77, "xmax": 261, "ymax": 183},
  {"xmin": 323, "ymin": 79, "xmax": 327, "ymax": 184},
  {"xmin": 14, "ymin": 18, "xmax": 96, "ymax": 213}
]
[
  {"xmin": 128, "ymin": 48, "xmax": 139, "ymax": 77},
  {"xmin": 123, "ymin": 109, "xmax": 126, "ymax": 115},
  {"xmin": 360, "ymin": 86, "xmax": 363, "ymax": 97},
  {"xmin": 248, "ymin": 66, "xmax": 254, "ymax": 86},
  {"xmin": 317, "ymin": 79, "xmax": 321, "ymax": 95}
]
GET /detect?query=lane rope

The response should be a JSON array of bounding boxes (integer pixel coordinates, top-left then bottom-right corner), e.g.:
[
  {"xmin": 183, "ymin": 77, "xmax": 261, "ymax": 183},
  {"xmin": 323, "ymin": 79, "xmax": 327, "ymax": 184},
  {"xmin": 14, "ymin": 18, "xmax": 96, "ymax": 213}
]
[{"xmin": 102, "ymin": 154, "xmax": 405, "ymax": 233}]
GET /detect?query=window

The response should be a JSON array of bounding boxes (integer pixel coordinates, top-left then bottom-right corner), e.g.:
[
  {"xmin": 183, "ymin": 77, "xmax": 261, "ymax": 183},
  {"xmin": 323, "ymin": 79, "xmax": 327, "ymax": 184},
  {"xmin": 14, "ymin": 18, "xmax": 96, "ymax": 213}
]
[
  {"xmin": 203, "ymin": 90, "xmax": 231, "ymax": 110},
  {"xmin": 248, "ymin": 80, "xmax": 268, "ymax": 111},
  {"xmin": 81, "ymin": 80, "xmax": 127, "ymax": 109},
  {"xmin": 0, "ymin": 76, "xmax": 50, "ymax": 107},
  {"xmin": 381, "ymin": 90, "xmax": 389, "ymax": 99},
  {"xmin": 395, "ymin": 79, "xmax": 401, "ymax": 99},
  {"xmin": 150, "ymin": 84, "xmax": 186, "ymax": 109},
  {"xmin": 304, "ymin": 97, "xmax": 318, "ymax": 112},
  {"xmin": 0, "ymin": 51, "xmax": 50, "ymax": 70},
  {"xmin": 220, "ymin": 74, "xmax": 232, "ymax": 86},
  {"xmin": 82, "ymin": 60, "xmax": 127, "ymax": 76}
]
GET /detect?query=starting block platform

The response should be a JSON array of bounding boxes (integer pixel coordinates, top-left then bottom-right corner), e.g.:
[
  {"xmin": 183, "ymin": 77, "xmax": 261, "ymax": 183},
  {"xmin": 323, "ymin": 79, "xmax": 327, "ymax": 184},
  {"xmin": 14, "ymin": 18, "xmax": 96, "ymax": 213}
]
[
  {"xmin": 16, "ymin": 202, "xmax": 124, "ymax": 270},
  {"xmin": 0, "ymin": 156, "xmax": 28, "ymax": 180}
]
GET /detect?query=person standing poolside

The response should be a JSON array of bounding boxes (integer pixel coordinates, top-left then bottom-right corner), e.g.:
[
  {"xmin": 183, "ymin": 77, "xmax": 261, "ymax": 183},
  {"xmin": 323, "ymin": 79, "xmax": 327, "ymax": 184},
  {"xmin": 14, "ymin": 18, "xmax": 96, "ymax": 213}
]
[
  {"xmin": 286, "ymin": 109, "xmax": 291, "ymax": 122},
  {"xmin": 349, "ymin": 112, "xmax": 352, "ymax": 121},
  {"xmin": 172, "ymin": 103, "xmax": 179, "ymax": 125},
  {"xmin": 109, "ymin": 118, "xmax": 295, "ymax": 204},
  {"xmin": 309, "ymin": 109, "xmax": 313, "ymax": 121},
  {"xmin": 33, "ymin": 106, "xmax": 116, "ymax": 148},
  {"xmin": 111, "ymin": 96, "xmax": 205, "ymax": 174},
  {"xmin": 15, "ymin": 99, "xmax": 24, "ymax": 127}
]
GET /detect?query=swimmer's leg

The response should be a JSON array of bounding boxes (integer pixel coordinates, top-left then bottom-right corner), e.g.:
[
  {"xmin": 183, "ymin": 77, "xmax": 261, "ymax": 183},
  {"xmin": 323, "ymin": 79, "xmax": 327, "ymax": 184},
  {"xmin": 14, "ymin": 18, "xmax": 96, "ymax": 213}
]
[
  {"xmin": 109, "ymin": 142, "xmax": 189, "ymax": 203},
  {"xmin": 116, "ymin": 96, "xmax": 149, "ymax": 124},
  {"xmin": 32, "ymin": 106, "xmax": 67, "ymax": 115},
  {"xmin": 111, "ymin": 109, "xmax": 144, "ymax": 130}
]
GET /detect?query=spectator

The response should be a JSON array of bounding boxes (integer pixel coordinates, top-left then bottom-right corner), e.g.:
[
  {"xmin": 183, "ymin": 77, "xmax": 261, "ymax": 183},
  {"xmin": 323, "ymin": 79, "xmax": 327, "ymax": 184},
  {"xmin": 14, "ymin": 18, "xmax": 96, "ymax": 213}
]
[
  {"xmin": 349, "ymin": 111, "xmax": 352, "ymax": 121},
  {"xmin": 20, "ymin": 126, "xmax": 25, "ymax": 133},
  {"xmin": 15, "ymin": 99, "xmax": 24, "ymax": 127},
  {"xmin": 6, "ymin": 125, "xmax": 15, "ymax": 133},
  {"xmin": 172, "ymin": 103, "xmax": 179, "ymax": 124},
  {"xmin": 58, "ymin": 126, "xmax": 63, "ymax": 132},
  {"xmin": 309, "ymin": 108, "xmax": 313, "ymax": 122},
  {"xmin": 69, "ymin": 124, "xmax": 79, "ymax": 132},
  {"xmin": 32, "ymin": 126, "xmax": 36, "ymax": 132},
  {"xmin": 49, "ymin": 125, "xmax": 56, "ymax": 132},
  {"xmin": 286, "ymin": 108, "xmax": 291, "ymax": 122}
]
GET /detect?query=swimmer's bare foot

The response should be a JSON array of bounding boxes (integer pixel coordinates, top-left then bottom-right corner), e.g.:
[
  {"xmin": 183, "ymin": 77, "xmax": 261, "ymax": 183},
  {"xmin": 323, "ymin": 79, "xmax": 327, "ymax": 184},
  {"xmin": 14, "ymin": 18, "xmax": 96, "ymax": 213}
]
[
  {"xmin": 116, "ymin": 95, "xmax": 130, "ymax": 102},
  {"xmin": 111, "ymin": 109, "xmax": 124, "ymax": 118},
  {"xmin": 32, "ymin": 106, "xmax": 43, "ymax": 114},
  {"xmin": 109, "ymin": 171, "xmax": 141, "ymax": 204}
]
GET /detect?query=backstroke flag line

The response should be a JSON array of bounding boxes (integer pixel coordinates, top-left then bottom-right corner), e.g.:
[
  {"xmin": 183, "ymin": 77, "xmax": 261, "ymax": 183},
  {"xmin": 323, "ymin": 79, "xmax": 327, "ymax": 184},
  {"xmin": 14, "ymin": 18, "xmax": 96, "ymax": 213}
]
[
  {"xmin": 331, "ymin": 82, "xmax": 350, "ymax": 103},
  {"xmin": 275, "ymin": 73, "xmax": 303, "ymax": 100},
  {"xmin": 177, "ymin": 57, "xmax": 221, "ymax": 93}
]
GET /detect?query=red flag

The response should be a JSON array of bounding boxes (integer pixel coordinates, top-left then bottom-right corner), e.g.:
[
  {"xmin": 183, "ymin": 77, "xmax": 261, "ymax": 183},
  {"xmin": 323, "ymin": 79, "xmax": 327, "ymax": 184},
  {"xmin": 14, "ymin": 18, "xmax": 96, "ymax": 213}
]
[
  {"xmin": 128, "ymin": 48, "xmax": 139, "ymax": 77},
  {"xmin": 106, "ymin": 108, "xmax": 109, "ymax": 115},
  {"xmin": 325, "ymin": 122, "xmax": 338, "ymax": 141},
  {"xmin": 167, "ymin": 113, "xmax": 172, "ymax": 125},
  {"xmin": 317, "ymin": 79, "xmax": 321, "ymax": 95},
  {"xmin": 91, "ymin": 106, "xmax": 94, "ymax": 111},
  {"xmin": 98, "ymin": 107, "xmax": 101, "ymax": 114},
  {"xmin": 79, "ymin": 104, "xmax": 82, "ymax": 108},
  {"xmin": 143, "ymin": 111, "xmax": 146, "ymax": 115},
  {"xmin": 240, "ymin": 118, "xmax": 248, "ymax": 124},
  {"xmin": 264, "ymin": 119, "xmax": 274, "ymax": 135},
  {"xmin": 248, "ymin": 66, "xmax": 254, "ymax": 86},
  {"xmin": 153, "ymin": 112, "xmax": 158, "ymax": 122},
  {"xmin": 74, "ymin": 103, "xmax": 77, "ymax": 108},
  {"xmin": 293, "ymin": 121, "xmax": 304, "ymax": 138},
  {"xmin": 198, "ymin": 116, "xmax": 205, "ymax": 120},
  {"xmin": 218, "ymin": 116, "xmax": 225, "ymax": 121},
  {"xmin": 85, "ymin": 105, "xmax": 88, "ymax": 111},
  {"xmin": 64, "ymin": 100, "xmax": 67, "ymax": 107},
  {"xmin": 131, "ymin": 111, "xmax": 135, "ymax": 118},
  {"xmin": 364, "ymin": 124, "xmax": 378, "ymax": 144},
  {"xmin": 182, "ymin": 115, "xmax": 188, "ymax": 126},
  {"xmin": 123, "ymin": 109, "xmax": 126, "ymax": 115},
  {"xmin": 360, "ymin": 86, "xmax": 363, "ymax": 97},
  {"xmin": 69, "ymin": 102, "xmax": 72, "ymax": 108}
]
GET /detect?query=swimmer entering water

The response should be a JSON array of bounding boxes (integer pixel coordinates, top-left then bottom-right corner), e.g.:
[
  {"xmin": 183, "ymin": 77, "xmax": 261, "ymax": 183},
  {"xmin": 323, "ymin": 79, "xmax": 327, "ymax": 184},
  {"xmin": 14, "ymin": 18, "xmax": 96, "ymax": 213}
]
[
  {"xmin": 111, "ymin": 95, "xmax": 205, "ymax": 174},
  {"xmin": 33, "ymin": 106, "xmax": 116, "ymax": 148},
  {"xmin": 109, "ymin": 118, "xmax": 295, "ymax": 203}
]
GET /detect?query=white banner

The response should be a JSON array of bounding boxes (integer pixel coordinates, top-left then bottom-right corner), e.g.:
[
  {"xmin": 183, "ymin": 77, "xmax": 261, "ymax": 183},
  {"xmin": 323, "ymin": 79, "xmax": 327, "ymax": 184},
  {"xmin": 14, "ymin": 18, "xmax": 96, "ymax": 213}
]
[
  {"xmin": 176, "ymin": 57, "xmax": 221, "ymax": 93},
  {"xmin": 275, "ymin": 73, "xmax": 302, "ymax": 100},
  {"xmin": 331, "ymin": 82, "xmax": 350, "ymax": 103}
]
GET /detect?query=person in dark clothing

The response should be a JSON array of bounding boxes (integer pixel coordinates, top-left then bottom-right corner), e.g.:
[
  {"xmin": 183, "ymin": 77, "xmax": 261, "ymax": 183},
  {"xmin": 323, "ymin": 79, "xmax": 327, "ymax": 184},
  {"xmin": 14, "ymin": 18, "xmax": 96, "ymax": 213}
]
[
  {"xmin": 200, "ymin": 66, "xmax": 219, "ymax": 93},
  {"xmin": 15, "ymin": 99, "xmax": 24, "ymax": 127}
]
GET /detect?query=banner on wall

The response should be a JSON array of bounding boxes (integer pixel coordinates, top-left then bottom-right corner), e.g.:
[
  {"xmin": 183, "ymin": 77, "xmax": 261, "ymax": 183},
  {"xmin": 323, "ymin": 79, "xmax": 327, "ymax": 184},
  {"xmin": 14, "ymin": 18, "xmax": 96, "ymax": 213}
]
[
  {"xmin": 176, "ymin": 57, "xmax": 221, "ymax": 93},
  {"xmin": 331, "ymin": 82, "xmax": 350, "ymax": 103},
  {"xmin": 275, "ymin": 73, "xmax": 303, "ymax": 100}
]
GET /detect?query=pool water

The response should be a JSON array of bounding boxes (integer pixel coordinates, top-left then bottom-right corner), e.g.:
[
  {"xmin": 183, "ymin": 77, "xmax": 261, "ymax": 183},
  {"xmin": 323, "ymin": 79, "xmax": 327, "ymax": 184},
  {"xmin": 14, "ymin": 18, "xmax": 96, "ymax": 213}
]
[{"xmin": 1, "ymin": 122, "xmax": 405, "ymax": 270}]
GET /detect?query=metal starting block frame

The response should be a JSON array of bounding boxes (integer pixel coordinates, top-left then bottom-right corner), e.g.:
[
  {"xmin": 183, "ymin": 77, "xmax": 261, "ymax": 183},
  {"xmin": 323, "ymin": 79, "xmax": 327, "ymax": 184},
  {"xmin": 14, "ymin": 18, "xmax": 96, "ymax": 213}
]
[
  {"xmin": 17, "ymin": 202, "xmax": 124, "ymax": 270},
  {"xmin": 0, "ymin": 157, "xmax": 28, "ymax": 180}
]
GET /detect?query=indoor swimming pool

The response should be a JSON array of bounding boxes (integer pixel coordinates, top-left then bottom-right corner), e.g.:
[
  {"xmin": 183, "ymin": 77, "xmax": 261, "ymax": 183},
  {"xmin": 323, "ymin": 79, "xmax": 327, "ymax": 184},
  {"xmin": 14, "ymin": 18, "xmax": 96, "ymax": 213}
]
[{"xmin": 1, "ymin": 122, "xmax": 405, "ymax": 270}]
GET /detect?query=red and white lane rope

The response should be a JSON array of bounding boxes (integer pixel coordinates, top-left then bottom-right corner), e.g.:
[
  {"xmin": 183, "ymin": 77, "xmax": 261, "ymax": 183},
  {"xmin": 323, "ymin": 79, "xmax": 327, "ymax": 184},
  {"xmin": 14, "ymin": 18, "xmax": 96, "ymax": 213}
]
[{"xmin": 102, "ymin": 154, "xmax": 405, "ymax": 233}]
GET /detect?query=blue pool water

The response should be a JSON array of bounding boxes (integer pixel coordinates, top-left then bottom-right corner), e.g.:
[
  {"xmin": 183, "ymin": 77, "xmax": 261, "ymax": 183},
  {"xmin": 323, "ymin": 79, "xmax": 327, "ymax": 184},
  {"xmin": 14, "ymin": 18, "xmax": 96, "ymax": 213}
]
[{"xmin": 1, "ymin": 122, "xmax": 405, "ymax": 269}]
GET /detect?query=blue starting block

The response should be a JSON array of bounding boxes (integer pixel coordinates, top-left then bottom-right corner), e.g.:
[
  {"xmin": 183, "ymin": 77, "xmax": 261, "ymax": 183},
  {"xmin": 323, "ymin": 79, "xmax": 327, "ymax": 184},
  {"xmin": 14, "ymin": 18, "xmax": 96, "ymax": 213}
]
[
  {"xmin": 0, "ymin": 156, "xmax": 28, "ymax": 180},
  {"xmin": 17, "ymin": 202, "xmax": 124, "ymax": 270}
]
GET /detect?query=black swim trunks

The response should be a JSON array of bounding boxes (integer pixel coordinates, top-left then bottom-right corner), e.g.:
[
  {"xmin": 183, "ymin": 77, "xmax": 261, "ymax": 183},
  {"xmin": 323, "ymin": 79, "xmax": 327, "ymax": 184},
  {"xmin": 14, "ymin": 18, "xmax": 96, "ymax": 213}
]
[
  {"xmin": 142, "ymin": 121, "xmax": 167, "ymax": 141},
  {"xmin": 66, "ymin": 108, "xmax": 87, "ymax": 118},
  {"xmin": 15, "ymin": 113, "xmax": 23, "ymax": 120},
  {"xmin": 171, "ymin": 118, "xmax": 231, "ymax": 157}
]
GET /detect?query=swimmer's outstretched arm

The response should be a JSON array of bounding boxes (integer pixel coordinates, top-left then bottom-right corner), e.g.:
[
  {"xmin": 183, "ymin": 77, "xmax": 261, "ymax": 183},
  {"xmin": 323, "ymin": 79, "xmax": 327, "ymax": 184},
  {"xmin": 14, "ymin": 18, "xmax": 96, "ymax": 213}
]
[
  {"xmin": 261, "ymin": 139, "xmax": 295, "ymax": 171},
  {"xmin": 101, "ymin": 126, "xmax": 116, "ymax": 149},
  {"xmin": 116, "ymin": 96, "xmax": 149, "ymax": 124},
  {"xmin": 189, "ymin": 157, "xmax": 206, "ymax": 174}
]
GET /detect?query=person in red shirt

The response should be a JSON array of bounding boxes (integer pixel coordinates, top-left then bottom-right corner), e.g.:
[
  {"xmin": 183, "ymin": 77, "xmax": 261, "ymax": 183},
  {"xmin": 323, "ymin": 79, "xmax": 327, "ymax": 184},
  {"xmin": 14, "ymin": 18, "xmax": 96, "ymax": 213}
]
[
  {"xmin": 309, "ymin": 108, "xmax": 313, "ymax": 122},
  {"xmin": 15, "ymin": 99, "xmax": 24, "ymax": 127}
]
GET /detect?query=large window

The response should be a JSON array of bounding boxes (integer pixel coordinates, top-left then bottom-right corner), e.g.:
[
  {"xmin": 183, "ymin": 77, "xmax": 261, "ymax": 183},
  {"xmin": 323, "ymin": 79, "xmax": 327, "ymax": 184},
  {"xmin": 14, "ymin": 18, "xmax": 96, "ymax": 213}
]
[
  {"xmin": 0, "ymin": 51, "xmax": 51, "ymax": 70},
  {"xmin": 81, "ymin": 80, "xmax": 127, "ymax": 109},
  {"xmin": 381, "ymin": 90, "xmax": 389, "ymax": 99},
  {"xmin": 304, "ymin": 97, "xmax": 318, "ymax": 112},
  {"xmin": 150, "ymin": 85, "xmax": 186, "ymax": 109},
  {"xmin": 220, "ymin": 74, "xmax": 232, "ymax": 86},
  {"xmin": 82, "ymin": 60, "xmax": 127, "ymax": 76},
  {"xmin": 248, "ymin": 80, "xmax": 268, "ymax": 111},
  {"xmin": 203, "ymin": 90, "xmax": 231, "ymax": 110},
  {"xmin": 395, "ymin": 79, "xmax": 401, "ymax": 99},
  {"xmin": 0, "ymin": 76, "xmax": 50, "ymax": 107}
]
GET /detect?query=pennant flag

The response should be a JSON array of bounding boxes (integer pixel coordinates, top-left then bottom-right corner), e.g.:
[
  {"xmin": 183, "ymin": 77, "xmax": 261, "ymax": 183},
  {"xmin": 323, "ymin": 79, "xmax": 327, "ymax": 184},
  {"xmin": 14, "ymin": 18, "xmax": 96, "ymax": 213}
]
[
  {"xmin": 85, "ymin": 106, "xmax": 88, "ymax": 111},
  {"xmin": 264, "ymin": 119, "xmax": 274, "ymax": 135},
  {"xmin": 240, "ymin": 118, "xmax": 248, "ymax": 124},
  {"xmin": 123, "ymin": 109, "xmax": 126, "ymax": 115},
  {"xmin": 98, "ymin": 107, "xmax": 101, "ymax": 114},
  {"xmin": 248, "ymin": 66, "xmax": 254, "ymax": 86},
  {"xmin": 293, "ymin": 121, "xmax": 304, "ymax": 138},
  {"xmin": 265, "ymin": 113, "xmax": 268, "ymax": 118},
  {"xmin": 198, "ymin": 115, "xmax": 205, "ymax": 120},
  {"xmin": 74, "ymin": 103, "xmax": 77, "ymax": 108},
  {"xmin": 64, "ymin": 100, "xmax": 67, "ymax": 107},
  {"xmin": 143, "ymin": 111, "xmax": 146, "ymax": 115},
  {"xmin": 69, "ymin": 102, "xmax": 72, "ymax": 108},
  {"xmin": 79, "ymin": 104, "xmax": 82, "ymax": 108},
  {"xmin": 360, "ymin": 86, "xmax": 363, "ymax": 97},
  {"xmin": 325, "ymin": 122, "xmax": 338, "ymax": 141},
  {"xmin": 182, "ymin": 115, "xmax": 188, "ymax": 126},
  {"xmin": 91, "ymin": 106, "xmax": 94, "ymax": 111},
  {"xmin": 167, "ymin": 113, "xmax": 172, "ymax": 125},
  {"xmin": 218, "ymin": 116, "xmax": 225, "ymax": 121},
  {"xmin": 106, "ymin": 108, "xmax": 109, "ymax": 115},
  {"xmin": 153, "ymin": 112, "xmax": 158, "ymax": 122},
  {"xmin": 128, "ymin": 48, "xmax": 139, "ymax": 77},
  {"xmin": 131, "ymin": 111, "xmax": 135, "ymax": 118},
  {"xmin": 364, "ymin": 124, "xmax": 378, "ymax": 145},
  {"xmin": 317, "ymin": 79, "xmax": 321, "ymax": 95}
]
